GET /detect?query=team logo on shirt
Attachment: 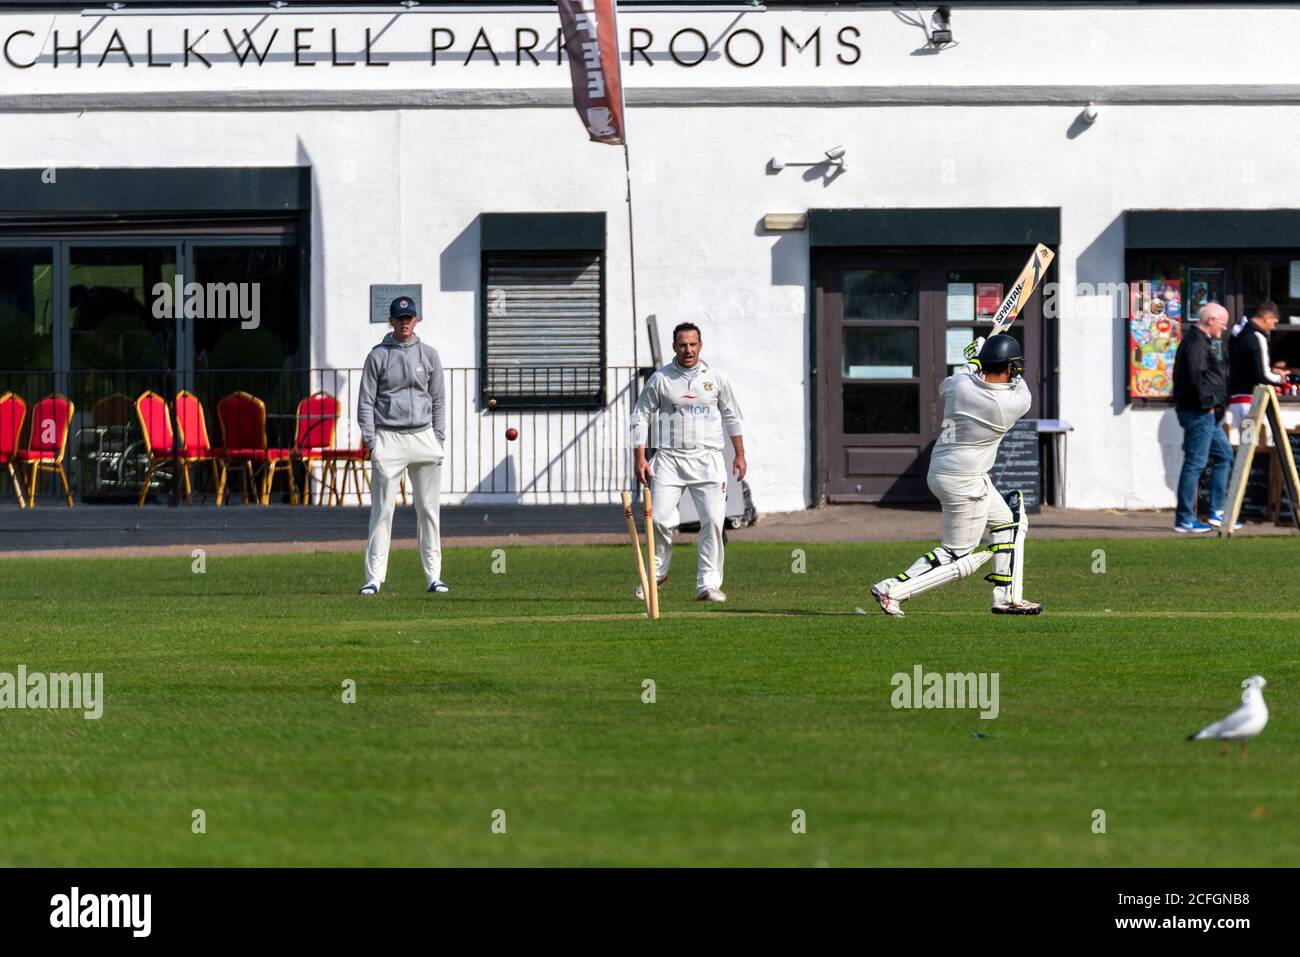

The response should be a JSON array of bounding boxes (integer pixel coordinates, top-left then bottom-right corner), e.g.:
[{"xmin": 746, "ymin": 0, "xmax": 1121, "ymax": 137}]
[{"xmin": 703, "ymin": 382, "xmax": 714, "ymax": 391}]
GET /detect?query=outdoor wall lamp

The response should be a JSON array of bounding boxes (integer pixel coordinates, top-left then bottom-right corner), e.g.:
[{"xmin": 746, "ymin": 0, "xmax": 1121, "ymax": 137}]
[
  {"xmin": 769, "ymin": 147, "xmax": 846, "ymax": 173},
  {"xmin": 930, "ymin": 6, "xmax": 954, "ymax": 45}
]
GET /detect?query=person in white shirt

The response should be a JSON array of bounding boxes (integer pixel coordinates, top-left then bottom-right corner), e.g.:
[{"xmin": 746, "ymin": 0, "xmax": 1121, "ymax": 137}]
[
  {"xmin": 870, "ymin": 333, "xmax": 1043, "ymax": 617},
  {"xmin": 631, "ymin": 323, "xmax": 746, "ymax": 602}
]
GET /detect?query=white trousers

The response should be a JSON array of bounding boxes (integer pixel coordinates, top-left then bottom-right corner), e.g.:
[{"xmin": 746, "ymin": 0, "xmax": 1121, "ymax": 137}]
[
  {"xmin": 365, "ymin": 428, "xmax": 444, "ymax": 586},
  {"xmin": 1228, "ymin": 398, "xmax": 1270, "ymax": 446},
  {"xmin": 651, "ymin": 449, "xmax": 727, "ymax": 592},
  {"xmin": 929, "ymin": 471, "xmax": 1013, "ymax": 553}
]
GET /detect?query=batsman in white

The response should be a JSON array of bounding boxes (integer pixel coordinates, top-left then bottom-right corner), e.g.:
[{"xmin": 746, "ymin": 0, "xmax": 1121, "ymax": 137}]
[
  {"xmin": 631, "ymin": 322, "xmax": 746, "ymax": 603},
  {"xmin": 870, "ymin": 333, "xmax": 1042, "ymax": 617}
]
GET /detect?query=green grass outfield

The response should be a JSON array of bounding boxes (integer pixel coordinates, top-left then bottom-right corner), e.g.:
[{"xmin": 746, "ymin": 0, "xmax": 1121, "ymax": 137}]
[{"xmin": 0, "ymin": 537, "xmax": 1296, "ymax": 867}]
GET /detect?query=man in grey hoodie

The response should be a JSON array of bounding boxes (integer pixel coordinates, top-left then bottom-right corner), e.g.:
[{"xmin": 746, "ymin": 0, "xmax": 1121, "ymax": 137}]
[{"xmin": 357, "ymin": 296, "xmax": 448, "ymax": 595}]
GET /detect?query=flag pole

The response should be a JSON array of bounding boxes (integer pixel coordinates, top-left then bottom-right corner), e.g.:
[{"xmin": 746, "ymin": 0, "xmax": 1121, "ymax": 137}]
[{"xmin": 623, "ymin": 143, "xmax": 639, "ymax": 375}]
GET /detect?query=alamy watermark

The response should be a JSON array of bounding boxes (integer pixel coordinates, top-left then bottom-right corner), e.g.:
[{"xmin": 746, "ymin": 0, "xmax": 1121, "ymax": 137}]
[
  {"xmin": 50, "ymin": 887, "xmax": 150, "ymax": 937},
  {"xmin": 152, "ymin": 274, "xmax": 260, "ymax": 330},
  {"xmin": 0, "ymin": 666, "xmax": 104, "ymax": 719},
  {"xmin": 891, "ymin": 665, "xmax": 999, "ymax": 720}
]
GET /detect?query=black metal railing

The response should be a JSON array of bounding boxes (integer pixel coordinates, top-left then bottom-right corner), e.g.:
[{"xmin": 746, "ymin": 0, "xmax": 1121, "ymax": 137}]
[{"xmin": 0, "ymin": 366, "xmax": 641, "ymax": 505}]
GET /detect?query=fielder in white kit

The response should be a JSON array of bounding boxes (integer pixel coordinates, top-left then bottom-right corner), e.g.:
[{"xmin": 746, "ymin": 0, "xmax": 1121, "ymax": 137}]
[
  {"xmin": 356, "ymin": 295, "xmax": 449, "ymax": 596},
  {"xmin": 870, "ymin": 333, "xmax": 1043, "ymax": 617},
  {"xmin": 632, "ymin": 323, "xmax": 746, "ymax": 603}
]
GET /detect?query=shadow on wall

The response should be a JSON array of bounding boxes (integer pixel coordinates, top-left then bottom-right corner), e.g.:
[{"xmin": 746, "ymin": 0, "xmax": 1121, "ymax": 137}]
[
  {"xmin": 470, "ymin": 453, "xmax": 521, "ymax": 501},
  {"xmin": 296, "ymin": 139, "xmax": 325, "ymax": 364},
  {"xmin": 1074, "ymin": 213, "xmax": 1128, "ymax": 414},
  {"xmin": 753, "ymin": 217, "xmax": 812, "ymax": 502},
  {"xmin": 441, "ymin": 217, "xmax": 482, "ymax": 367},
  {"xmin": 441, "ymin": 217, "xmax": 480, "ymax": 294},
  {"xmin": 1158, "ymin": 408, "xmax": 1186, "ymax": 496},
  {"xmin": 755, "ymin": 219, "xmax": 808, "ymax": 288}
]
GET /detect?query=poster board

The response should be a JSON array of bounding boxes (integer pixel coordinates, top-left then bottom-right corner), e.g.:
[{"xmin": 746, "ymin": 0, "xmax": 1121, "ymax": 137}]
[{"xmin": 1128, "ymin": 280, "xmax": 1182, "ymax": 398}]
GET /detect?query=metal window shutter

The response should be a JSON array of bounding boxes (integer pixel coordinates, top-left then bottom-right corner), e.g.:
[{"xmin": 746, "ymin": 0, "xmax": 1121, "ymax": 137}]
[{"xmin": 485, "ymin": 251, "xmax": 602, "ymax": 397}]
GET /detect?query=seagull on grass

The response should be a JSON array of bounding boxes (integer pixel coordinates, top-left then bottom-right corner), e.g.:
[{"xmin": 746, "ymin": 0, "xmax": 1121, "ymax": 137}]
[{"xmin": 1188, "ymin": 675, "xmax": 1269, "ymax": 757}]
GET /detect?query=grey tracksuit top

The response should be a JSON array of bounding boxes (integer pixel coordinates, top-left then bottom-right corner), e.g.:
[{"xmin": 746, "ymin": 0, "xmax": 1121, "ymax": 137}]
[{"xmin": 357, "ymin": 333, "xmax": 447, "ymax": 449}]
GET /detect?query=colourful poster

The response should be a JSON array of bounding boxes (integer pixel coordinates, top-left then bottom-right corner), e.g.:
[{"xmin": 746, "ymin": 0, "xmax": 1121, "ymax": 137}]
[{"xmin": 1128, "ymin": 279, "xmax": 1181, "ymax": 398}]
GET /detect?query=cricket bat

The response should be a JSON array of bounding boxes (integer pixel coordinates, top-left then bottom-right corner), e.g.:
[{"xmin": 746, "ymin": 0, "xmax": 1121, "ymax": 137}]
[{"xmin": 989, "ymin": 243, "xmax": 1054, "ymax": 334}]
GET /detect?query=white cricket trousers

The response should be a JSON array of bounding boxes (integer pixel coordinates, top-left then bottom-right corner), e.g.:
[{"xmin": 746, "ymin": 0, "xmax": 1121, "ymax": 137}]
[
  {"xmin": 365, "ymin": 428, "xmax": 444, "ymax": 586},
  {"xmin": 929, "ymin": 470, "xmax": 1013, "ymax": 553},
  {"xmin": 651, "ymin": 449, "xmax": 727, "ymax": 591}
]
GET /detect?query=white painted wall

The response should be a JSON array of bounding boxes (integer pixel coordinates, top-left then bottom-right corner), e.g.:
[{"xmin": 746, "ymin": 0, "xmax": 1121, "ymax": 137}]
[{"xmin": 4, "ymin": 4, "xmax": 1300, "ymax": 511}]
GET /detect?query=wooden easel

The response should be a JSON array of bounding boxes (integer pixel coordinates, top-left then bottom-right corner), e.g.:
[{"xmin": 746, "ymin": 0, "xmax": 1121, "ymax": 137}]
[{"xmin": 1221, "ymin": 385, "xmax": 1300, "ymax": 536}]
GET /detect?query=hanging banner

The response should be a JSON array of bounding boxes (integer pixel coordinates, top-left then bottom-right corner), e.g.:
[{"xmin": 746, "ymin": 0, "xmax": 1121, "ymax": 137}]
[{"xmin": 558, "ymin": 0, "xmax": 626, "ymax": 145}]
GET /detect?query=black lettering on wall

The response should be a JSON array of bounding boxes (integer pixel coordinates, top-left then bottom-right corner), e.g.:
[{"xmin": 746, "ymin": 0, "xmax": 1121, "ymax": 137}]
[
  {"xmin": 669, "ymin": 28, "xmax": 708, "ymax": 67},
  {"xmin": 724, "ymin": 28, "xmax": 764, "ymax": 68}
]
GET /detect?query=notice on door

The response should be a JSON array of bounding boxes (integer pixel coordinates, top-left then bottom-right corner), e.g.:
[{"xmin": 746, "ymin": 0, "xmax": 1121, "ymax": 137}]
[
  {"xmin": 976, "ymin": 283, "xmax": 1004, "ymax": 320},
  {"xmin": 946, "ymin": 328, "xmax": 973, "ymax": 365},
  {"xmin": 946, "ymin": 283, "xmax": 974, "ymax": 322}
]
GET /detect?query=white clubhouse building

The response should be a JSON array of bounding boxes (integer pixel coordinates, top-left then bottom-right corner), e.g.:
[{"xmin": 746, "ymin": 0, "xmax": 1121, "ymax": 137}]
[{"xmin": 2, "ymin": 0, "xmax": 1298, "ymax": 512}]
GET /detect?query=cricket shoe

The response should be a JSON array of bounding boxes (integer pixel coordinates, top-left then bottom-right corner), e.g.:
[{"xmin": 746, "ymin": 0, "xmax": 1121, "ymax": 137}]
[
  {"xmin": 427, "ymin": 580, "xmax": 451, "ymax": 594},
  {"xmin": 870, "ymin": 584, "xmax": 904, "ymax": 618},
  {"xmin": 358, "ymin": 582, "xmax": 381, "ymax": 596},
  {"xmin": 635, "ymin": 576, "xmax": 668, "ymax": 601},
  {"xmin": 991, "ymin": 599, "xmax": 1043, "ymax": 615},
  {"xmin": 696, "ymin": 587, "xmax": 727, "ymax": 602}
]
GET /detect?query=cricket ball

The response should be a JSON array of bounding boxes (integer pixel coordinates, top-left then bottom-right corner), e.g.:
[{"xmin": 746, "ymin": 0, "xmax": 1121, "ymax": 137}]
[{"xmin": 506, "ymin": 427, "xmax": 519, "ymax": 442}]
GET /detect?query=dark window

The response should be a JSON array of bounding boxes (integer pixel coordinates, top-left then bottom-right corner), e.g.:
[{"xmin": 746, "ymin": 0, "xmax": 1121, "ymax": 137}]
[
  {"xmin": 0, "ymin": 246, "xmax": 54, "ymax": 371},
  {"xmin": 481, "ymin": 250, "xmax": 604, "ymax": 409},
  {"xmin": 192, "ymin": 245, "xmax": 301, "ymax": 370},
  {"xmin": 1126, "ymin": 249, "xmax": 1300, "ymax": 402}
]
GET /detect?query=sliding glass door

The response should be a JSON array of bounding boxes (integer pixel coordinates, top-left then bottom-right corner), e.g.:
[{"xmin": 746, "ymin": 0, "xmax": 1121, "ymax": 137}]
[{"xmin": 0, "ymin": 232, "xmax": 303, "ymax": 500}]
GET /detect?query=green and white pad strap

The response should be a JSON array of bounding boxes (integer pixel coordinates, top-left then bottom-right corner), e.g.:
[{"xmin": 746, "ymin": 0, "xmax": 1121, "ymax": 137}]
[
  {"xmin": 883, "ymin": 548, "xmax": 992, "ymax": 602},
  {"xmin": 986, "ymin": 491, "xmax": 1027, "ymax": 603}
]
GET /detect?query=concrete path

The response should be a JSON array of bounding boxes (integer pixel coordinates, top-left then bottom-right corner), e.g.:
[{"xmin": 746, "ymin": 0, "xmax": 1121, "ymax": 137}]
[{"xmin": 0, "ymin": 502, "xmax": 1291, "ymax": 559}]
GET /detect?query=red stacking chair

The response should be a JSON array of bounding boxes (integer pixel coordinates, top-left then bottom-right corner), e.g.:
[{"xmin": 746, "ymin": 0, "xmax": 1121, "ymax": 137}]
[
  {"xmin": 134, "ymin": 391, "xmax": 176, "ymax": 506},
  {"xmin": 0, "ymin": 392, "xmax": 27, "ymax": 507},
  {"xmin": 174, "ymin": 391, "xmax": 224, "ymax": 505},
  {"xmin": 321, "ymin": 442, "xmax": 372, "ymax": 506},
  {"xmin": 17, "ymin": 393, "xmax": 75, "ymax": 507},
  {"xmin": 292, "ymin": 392, "xmax": 340, "ymax": 506},
  {"xmin": 216, "ymin": 391, "xmax": 296, "ymax": 506},
  {"xmin": 93, "ymin": 393, "xmax": 134, "ymax": 429}
]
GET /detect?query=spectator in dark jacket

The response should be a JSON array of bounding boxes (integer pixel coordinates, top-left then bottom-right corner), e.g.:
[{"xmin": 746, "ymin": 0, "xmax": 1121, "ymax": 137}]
[
  {"xmin": 1227, "ymin": 300, "xmax": 1287, "ymax": 442},
  {"xmin": 1171, "ymin": 303, "xmax": 1231, "ymax": 532}
]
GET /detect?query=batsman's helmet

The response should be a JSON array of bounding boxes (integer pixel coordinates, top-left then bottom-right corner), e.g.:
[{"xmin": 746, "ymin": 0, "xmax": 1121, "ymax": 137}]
[{"xmin": 978, "ymin": 334, "xmax": 1025, "ymax": 379}]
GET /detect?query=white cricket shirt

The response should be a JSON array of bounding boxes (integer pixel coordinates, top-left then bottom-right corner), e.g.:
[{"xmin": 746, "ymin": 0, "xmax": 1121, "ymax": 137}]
[
  {"xmin": 631, "ymin": 359, "xmax": 743, "ymax": 457},
  {"xmin": 928, "ymin": 369, "xmax": 1032, "ymax": 477}
]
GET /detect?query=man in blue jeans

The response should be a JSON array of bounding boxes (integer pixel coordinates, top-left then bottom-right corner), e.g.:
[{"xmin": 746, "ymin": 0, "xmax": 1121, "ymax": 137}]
[{"xmin": 1171, "ymin": 302, "xmax": 1232, "ymax": 532}]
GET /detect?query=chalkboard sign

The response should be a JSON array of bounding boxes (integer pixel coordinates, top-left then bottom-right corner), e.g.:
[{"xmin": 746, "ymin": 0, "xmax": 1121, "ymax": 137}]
[
  {"xmin": 1199, "ymin": 432, "xmax": 1300, "ymax": 522},
  {"xmin": 990, "ymin": 420, "xmax": 1042, "ymax": 513},
  {"xmin": 1280, "ymin": 431, "xmax": 1300, "ymax": 522}
]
